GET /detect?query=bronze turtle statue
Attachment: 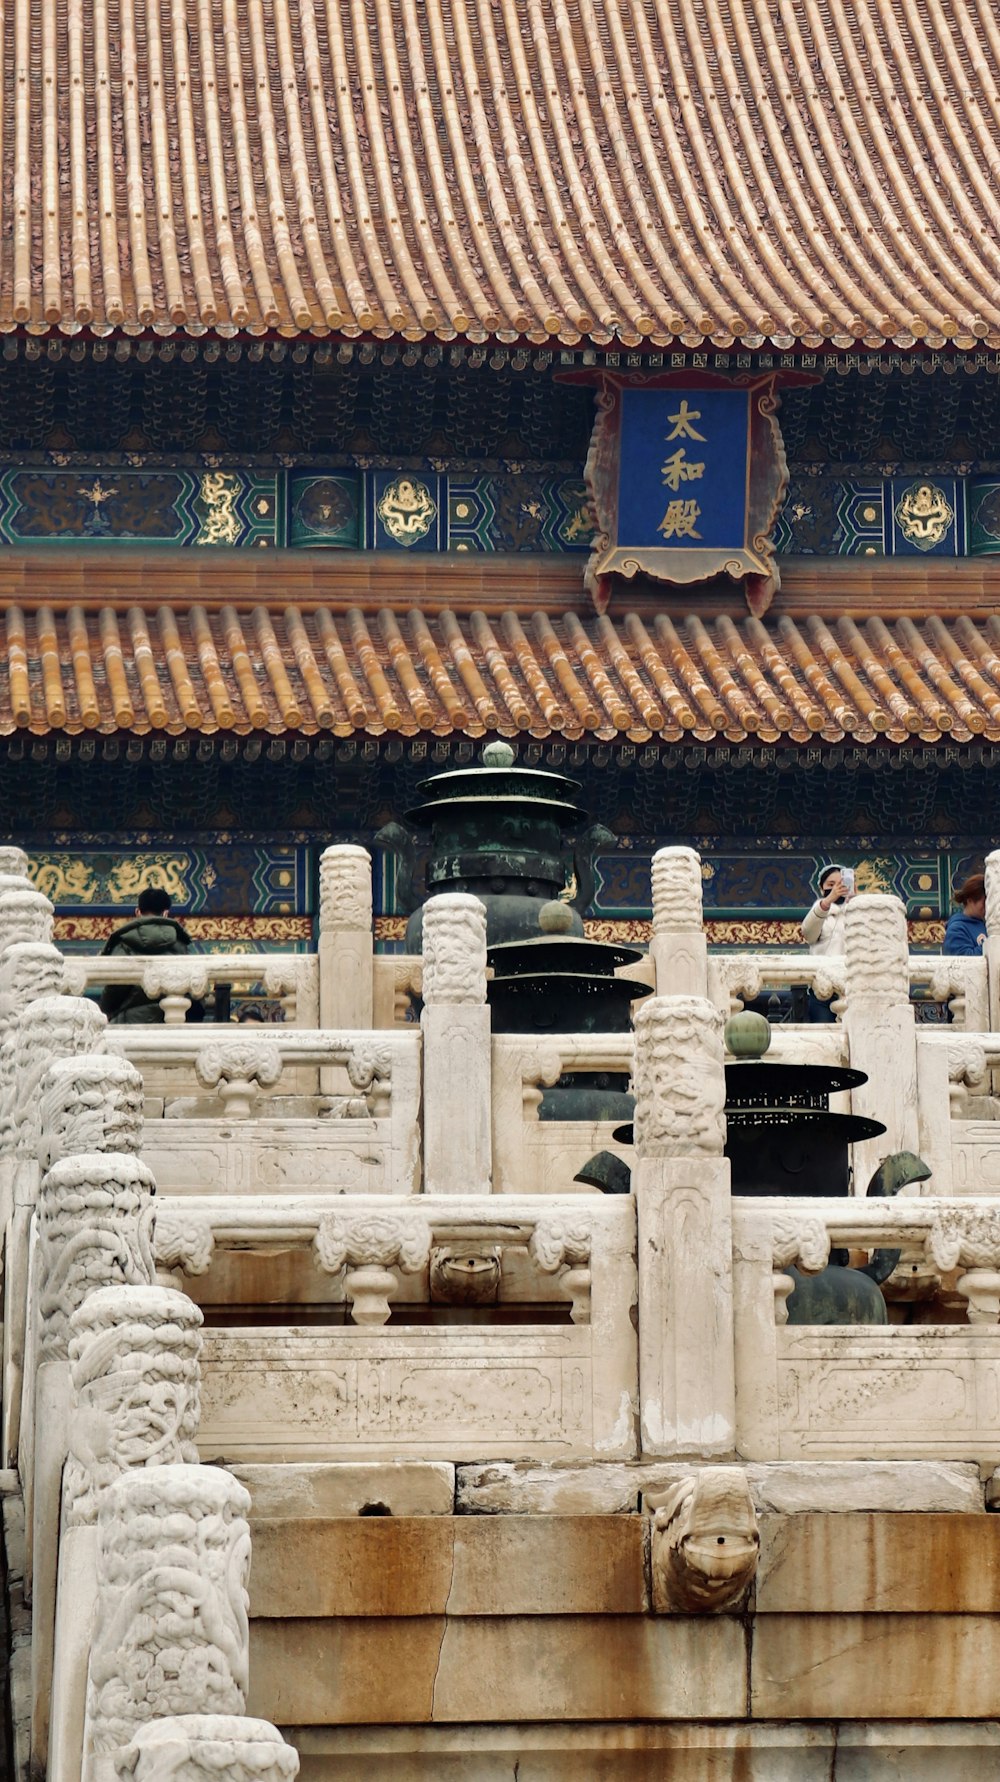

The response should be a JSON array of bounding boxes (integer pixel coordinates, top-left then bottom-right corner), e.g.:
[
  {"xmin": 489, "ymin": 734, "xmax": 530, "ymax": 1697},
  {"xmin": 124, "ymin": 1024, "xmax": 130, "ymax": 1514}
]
[{"xmin": 784, "ymin": 1151, "xmax": 931, "ymax": 1326}]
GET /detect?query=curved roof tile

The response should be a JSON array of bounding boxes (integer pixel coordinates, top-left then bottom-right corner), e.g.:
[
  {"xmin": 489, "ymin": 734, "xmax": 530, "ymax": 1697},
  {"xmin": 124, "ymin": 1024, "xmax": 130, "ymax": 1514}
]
[
  {"xmin": 3, "ymin": 604, "xmax": 1000, "ymax": 745},
  {"xmin": 2, "ymin": 0, "xmax": 1000, "ymax": 348}
]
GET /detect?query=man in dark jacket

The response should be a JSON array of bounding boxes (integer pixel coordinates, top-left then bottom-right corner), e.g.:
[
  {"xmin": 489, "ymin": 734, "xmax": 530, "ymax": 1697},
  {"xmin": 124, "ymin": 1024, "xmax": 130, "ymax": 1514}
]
[
  {"xmin": 99, "ymin": 887, "xmax": 202, "ymax": 1023},
  {"xmin": 942, "ymin": 873, "xmax": 987, "ymax": 957}
]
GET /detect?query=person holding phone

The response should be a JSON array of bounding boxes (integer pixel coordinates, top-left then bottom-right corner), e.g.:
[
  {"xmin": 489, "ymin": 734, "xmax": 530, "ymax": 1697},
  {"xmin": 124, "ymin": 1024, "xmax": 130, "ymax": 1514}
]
[{"xmin": 801, "ymin": 864, "xmax": 855, "ymax": 1022}]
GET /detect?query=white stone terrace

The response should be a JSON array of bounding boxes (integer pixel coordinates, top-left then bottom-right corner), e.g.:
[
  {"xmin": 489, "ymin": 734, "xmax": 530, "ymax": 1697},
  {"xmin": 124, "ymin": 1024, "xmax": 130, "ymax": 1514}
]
[{"xmin": 4, "ymin": 842, "xmax": 1000, "ymax": 1775}]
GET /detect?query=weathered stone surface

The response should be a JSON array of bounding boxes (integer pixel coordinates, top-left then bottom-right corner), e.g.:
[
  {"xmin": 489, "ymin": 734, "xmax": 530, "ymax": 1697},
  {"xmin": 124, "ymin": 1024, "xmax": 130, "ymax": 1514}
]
[
  {"xmin": 235, "ymin": 1462, "xmax": 455, "ymax": 1519},
  {"xmin": 756, "ymin": 1513, "xmax": 1000, "ymax": 1613},
  {"xmin": 248, "ymin": 1516, "xmax": 646, "ymax": 1618},
  {"xmin": 288, "ymin": 1722, "xmax": 834, "ymax": 1780},
  {"xmin": 752, "ymin": 1614, "xmax": 1000, "ymax": 1718},
  {"xmin": 833, "ymin": 1722, "xmax": 1000, "ymax": 1778},
  {"xmin": 250, "ymin": 1520, "xmax": 456, "ymax": 1618},
  {"xmin": 200, "ymin": 1324, "xmax": 615, "ymax": 1462},
  {"xmin": 747, "ymin": 1460, "xmax": 984, "ymax": 1515},
  {"xmin": 251, "ymin": 1619, "xmax": 445, "ymax": 1726},
  {"xmin": 456, "ymin": 1460, "xmax": 984, "ymax": 1517},
  {"xmin": 456, "ymin": 1462, "xmax": 695, "ymax": 1515},
  {"xmin": 251, "ymin": 1616, "xmax": 746, "ymax": 1724},
  {"xmin": 286, "ymin": 1722, "xmax": 1000, "ymax": 1781}
]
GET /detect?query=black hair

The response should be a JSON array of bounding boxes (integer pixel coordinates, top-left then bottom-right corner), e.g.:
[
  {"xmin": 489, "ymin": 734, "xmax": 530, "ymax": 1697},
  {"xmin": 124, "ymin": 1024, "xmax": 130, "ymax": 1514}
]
[{"xmin": 136, "ymin": 887, "xmax": 172, "ymax": 915}]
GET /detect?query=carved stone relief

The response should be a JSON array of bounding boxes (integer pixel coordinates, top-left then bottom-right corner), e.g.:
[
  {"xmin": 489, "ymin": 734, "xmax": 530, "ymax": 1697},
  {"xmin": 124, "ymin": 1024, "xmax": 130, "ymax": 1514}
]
[
  {"xmin": 38, "ymin": 1155, "xmax": 156, "ymax": 1362},
  {"xmin": 39, "ymin": 1056, "xmax": 144, "ymax": 1170},
  {"xmin": 88, "ymin": 1465, "xmax": 252, "ymax": 1762},
  {"xmin": 632, "ymin": 995, "xmax": 726, "ymax": 1159},
  {"xmin": 195, "ymin": 1041, "xmax": 283, "ymax": 1118},
  {"xmin": 844, "ymin": 893, "xmax": 910, "ymax": 1005},
  {"xmin": 0, "ymin": 884, "xmax": 55, "ymax": 954},
  {"xmin": 651, "ymin": 847, "xmax": 704, "ymax": 933},
  {"xmin": 65, "ymin": 1285, "xmax": 203, "ymax": 1528},
  {"xmin": 421, "ymin": 894, "xmax": 488, "ymax": 1006},
  {"xmin": 114, "ymin": 1715, "xmax": 299, "ymax": 1781},
  {"xmin": 318, "ymin": 844, "xmax": 373, "ymax": 934},
  {"xmin": 647, "ymin": 1468, "xmax": 760, "ymax": 1612},
  {"xmin": 5, "ymin": 996, "xmax": 107, "ymax": 1163}
]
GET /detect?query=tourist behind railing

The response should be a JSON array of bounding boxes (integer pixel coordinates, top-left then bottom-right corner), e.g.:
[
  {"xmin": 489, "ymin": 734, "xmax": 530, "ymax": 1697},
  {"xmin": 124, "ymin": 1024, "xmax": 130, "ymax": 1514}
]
[
  {"xmin": 800, "ymin": 864, "xmax": 854, "ymax": 1023},
  {"xmin": 98, "ymin": 885, "xmax": 205, "ymax": 1024},
  {"xmin": 942, "ymin": 873, "xmax": 987, "ymax": 957}
]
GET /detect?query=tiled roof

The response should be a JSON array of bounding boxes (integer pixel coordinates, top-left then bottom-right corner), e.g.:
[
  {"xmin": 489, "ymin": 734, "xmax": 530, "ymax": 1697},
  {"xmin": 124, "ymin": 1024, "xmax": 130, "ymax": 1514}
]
[
  {"xmin": 5, "ymin": 604, "xmax": 1000, "ymax": 744},
  {"xmin": 3, "ymin": 0, "xmax": 1000, "ymax": 349}
]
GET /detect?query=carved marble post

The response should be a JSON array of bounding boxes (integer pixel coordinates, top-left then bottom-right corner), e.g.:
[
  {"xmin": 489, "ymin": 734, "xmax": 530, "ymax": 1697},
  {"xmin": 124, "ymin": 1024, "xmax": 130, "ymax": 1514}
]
[
  {"xmin": 0, "ymin": 941, "xmax": 66, "ymax": 1237},
  {"xmin": 32, "ymin": 1156, "xmax": 156, "ymax": 1776},
  {"xmin": 0, "ymin": 937, "xmax": 65, "ymax": 1023},
  {"xmin": 651, "ymin": 847, "xmax": 709, "ymax": 998},
  {"xmin": 421, "ymin": 893, "xmax": 491, "ymax": 1194},
  {"xmin": 318, "ymin": 845, "xmax": 374, "ymax": 1096},
  {"xmin": 0, "ymin": 882, "xmax": 55, "ymax": 955},
  {"xmin": 84, "ymin": 1465, "xmax": 252, "ymax": 1782},
  {"xmin": 11, "ymin": 996, "xmax": 108, "ymax": 1206},
  {"xmin": 985, "ymin": 850, "xmax": 1000, "ymax": 1039},
  {"xmin": 318, "ymin": 843, "xmax": 374, "ymax": 1030},
  {"xmin": 115, "ymin": 1717, "xmax": 299, "ymax": 1782},
  {"xmin": 844, "ymin": 894, "xmax": 918, "ymax": 1189},
  {"xmin": 39, "ymin": 1055, "xmax": 145, "ymax": 1169},
  {"xmin": 49, "ymin": 1286, "xmax": 203, "ymax": 1782},
  {"xmin": 4, "ymin": 998, "xmax": 108, "ymax": 1469},
  {"xmin": 19, "ymin": 1054, "xmax": 143, "ymax": 1482},
  {"xmin": 0, "ymin": 842, "xmax": 30, "ymax": 880},
  {"xmin": 632, "ymin": 995, "xmax": 735, "ymax": 1456}
]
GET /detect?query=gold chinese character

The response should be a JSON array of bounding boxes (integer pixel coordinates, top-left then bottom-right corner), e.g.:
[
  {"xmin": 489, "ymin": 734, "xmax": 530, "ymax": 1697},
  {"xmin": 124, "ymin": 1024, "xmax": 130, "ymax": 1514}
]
[
  {"xmin": 661, "ymin": 448, "xmax": 705, "ymax": 492},
  {"xmin": 659, "ymin": 500, "xmax": 702, "ymax": 539},
  {"xmin": 665, "ymin": 400, "xmax": 707, "ymax": 442}
]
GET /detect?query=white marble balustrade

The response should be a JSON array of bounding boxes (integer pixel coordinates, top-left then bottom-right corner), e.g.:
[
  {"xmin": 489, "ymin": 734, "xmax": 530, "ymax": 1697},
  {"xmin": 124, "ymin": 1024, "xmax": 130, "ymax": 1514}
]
[
  {"xmin": 154, "ymin": 1192, "xmax": 638, "ymax": 1464},
  {"xmin": 61, "ymin": 951, "xmax": 319, "ymax": 1026},
  {"xmin": 733, "ymin": 1195, "xmax": 1000, "ymax": 1465},
  {"xmin": 105, "ymin": 1028, "xmax": 422, "ymax": 1196}
]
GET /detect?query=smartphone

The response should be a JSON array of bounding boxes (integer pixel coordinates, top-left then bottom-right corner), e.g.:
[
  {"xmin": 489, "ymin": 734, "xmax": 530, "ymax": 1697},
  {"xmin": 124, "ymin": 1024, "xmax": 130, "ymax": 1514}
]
[{"xmin": 840, "ymin": 867, "xmax": 855, "ymax": 894}]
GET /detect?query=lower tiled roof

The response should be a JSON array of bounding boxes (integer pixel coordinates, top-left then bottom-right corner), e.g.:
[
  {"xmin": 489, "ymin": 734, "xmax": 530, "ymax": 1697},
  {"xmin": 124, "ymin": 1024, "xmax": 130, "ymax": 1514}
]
[{"xmin": 2, "ymin": 604, "xmax": 999, "ymax": 745}]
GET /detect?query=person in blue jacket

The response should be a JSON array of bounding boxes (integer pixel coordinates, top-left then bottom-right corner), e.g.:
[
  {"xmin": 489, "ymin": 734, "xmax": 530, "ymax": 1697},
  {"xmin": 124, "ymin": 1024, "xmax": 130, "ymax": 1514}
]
[{"xmin": 942, "ymin": 873, "xmax": 987, "ymax": 956}]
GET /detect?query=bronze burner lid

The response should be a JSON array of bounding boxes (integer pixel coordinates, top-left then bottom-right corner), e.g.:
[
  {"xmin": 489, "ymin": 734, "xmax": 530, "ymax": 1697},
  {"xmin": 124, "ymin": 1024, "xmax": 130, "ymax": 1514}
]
[
  {"xmin": 407, "ymin": 791, "xmax": 583, "ymax": 828},
  {"xmin": 612, "ymin": 1106, "xmax": 886, "ymax": 1145},
  {"xmin": 724, "ymin": 1106, "xmax": 887, "ymax": 1141},
  {"xmin": 488, "ymin": 934, "xmax": 646, "ymax": 976},
  {"xmin": 407, "ymin": 753, "xmax": 585, "ymax": 829},
  {"xmin": 724, "ymin": 1060, "xmax": 869, "ymax": 1101},
  {"xmin": 488, "ymin": 970, "xmax": 652, "ymax": 1002}
]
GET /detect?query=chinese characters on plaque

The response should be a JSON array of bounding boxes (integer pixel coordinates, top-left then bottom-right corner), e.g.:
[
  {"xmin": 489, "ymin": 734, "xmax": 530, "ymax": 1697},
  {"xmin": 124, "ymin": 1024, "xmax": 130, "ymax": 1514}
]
[
  {"xmin": 583, "ymin": 374, "xmax": 788, "ymax": 615},
  {"xmin": 617, "ymin": 388, "xmax": 750, "ymax": 550}
]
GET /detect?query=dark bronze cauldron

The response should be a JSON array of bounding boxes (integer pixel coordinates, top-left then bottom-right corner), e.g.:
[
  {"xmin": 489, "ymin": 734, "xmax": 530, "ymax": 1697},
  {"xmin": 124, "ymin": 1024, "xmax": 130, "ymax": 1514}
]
[
  {"xmin": 722, "ymin": 1060, "xmax": 886, "ymax": 1198},
  {"xmin": 376, "ymin": 740, "xmax": 615, "ymax": 951},
  {"xmin": 488, "ymin": 907, "xmax": 652, "ymax": 1122},
  {"xmin": 378, "ymin": 741, "xmax": 646, "ymax": 1128}
]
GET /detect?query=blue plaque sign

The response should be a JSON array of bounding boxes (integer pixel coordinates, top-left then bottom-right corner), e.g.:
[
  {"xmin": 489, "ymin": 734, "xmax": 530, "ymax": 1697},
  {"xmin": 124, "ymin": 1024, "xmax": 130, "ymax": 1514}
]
[
  {"xmin": 583, "ymin": 372, "xmax": 788, "ymax": 615},
  {"xmin": 617, "ymin": 389, "xmax": 750, "ymax": 552}
]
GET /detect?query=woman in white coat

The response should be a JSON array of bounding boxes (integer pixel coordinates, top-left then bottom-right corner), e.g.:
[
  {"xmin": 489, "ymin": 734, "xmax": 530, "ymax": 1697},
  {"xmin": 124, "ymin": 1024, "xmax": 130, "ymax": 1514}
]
[{"xmin": 801, "ymin": 865, "xmax": 854, "ymax": 1021}]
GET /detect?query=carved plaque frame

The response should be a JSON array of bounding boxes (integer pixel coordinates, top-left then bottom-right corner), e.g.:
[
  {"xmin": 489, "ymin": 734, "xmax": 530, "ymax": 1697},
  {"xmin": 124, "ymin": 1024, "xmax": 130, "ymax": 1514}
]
[{"xmin": 582, "ymin": 370, "xmax": 789, "ymax": 617}]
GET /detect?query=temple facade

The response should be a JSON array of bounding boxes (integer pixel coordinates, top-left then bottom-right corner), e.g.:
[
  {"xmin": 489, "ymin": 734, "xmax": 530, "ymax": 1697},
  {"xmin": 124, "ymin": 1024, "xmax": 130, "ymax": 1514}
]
[
  {"xmin": 3, "ymin": 0, "xmax": 1000, "ymax": 1776},
  {"xmin": 0, "ymin": 3, "xmax": 996, "ymax": 952}
]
